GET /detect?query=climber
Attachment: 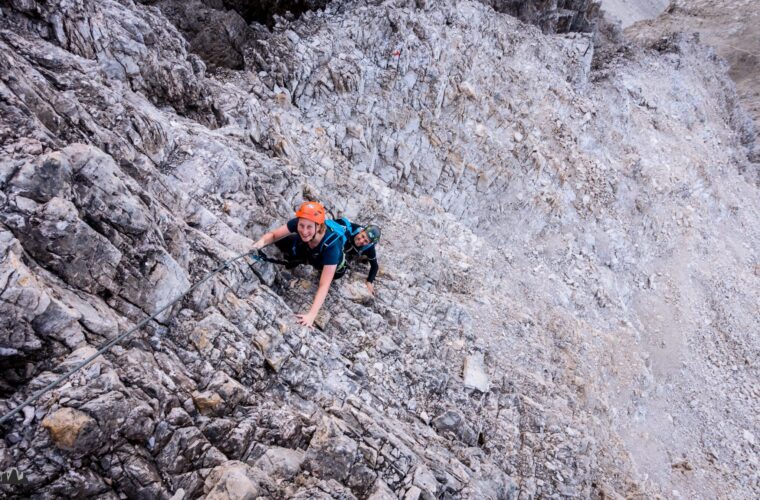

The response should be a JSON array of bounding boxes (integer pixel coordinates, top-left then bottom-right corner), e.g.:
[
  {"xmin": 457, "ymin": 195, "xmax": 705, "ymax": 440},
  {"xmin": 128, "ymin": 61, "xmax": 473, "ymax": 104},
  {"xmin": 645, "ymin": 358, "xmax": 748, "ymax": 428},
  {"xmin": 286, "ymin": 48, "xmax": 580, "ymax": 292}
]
[
  {"xmin": 250, "ymin": 201, "xmax": 346, "ymax": 328},
  {"xmin": 329, "ymin": 219, "xmax": 381, "ymax": 295}
]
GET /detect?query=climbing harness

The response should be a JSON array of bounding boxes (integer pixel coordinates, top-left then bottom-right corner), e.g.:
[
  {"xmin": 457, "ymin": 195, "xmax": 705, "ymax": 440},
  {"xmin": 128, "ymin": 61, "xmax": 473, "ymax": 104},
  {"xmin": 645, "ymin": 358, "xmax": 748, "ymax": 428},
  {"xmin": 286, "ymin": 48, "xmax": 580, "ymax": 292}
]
[{"xmin": 0, "ymin": 251, "xmax": 264, "ymax": 426}]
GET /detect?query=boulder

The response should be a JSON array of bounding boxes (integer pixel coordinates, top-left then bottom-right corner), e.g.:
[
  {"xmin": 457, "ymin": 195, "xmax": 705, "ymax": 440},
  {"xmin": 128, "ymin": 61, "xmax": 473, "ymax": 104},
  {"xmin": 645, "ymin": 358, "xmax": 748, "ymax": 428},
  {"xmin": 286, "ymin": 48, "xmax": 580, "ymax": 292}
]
[
  {"xmin": 204, "ymin": 461, "xmax": 262, "ymax": 499},
  {"xmin": 192, "ymin": 390, "xmax": 224, "ymax": 416},
  {"xmin": 18, "ymin": 197, "xmax": 122, "ymax": 294},
  {"xmin": 8, "ymin": 152, "xmax": 72, "ymax": 202},
  {"xmin": 463, "ymin": 353, "xmax": 490, "ymax": 393},
  {"xmin": 253, "ymin": 446, "xmax": 305, "ymax": 480},
  {"xmin": 41, "ymin": 407, "xmax": 101, "ymax": 454},
  {"xmin": 432, "ymin": 410, "xmax": 478, "ymax": 446},
  {"xmin": 367, "ymin": 479, "xmax": 397, "ymax": 500},
  {"xmin": 412, "ymin": 463, "xmax": 439, "ymax": 495},
  {"xmin": 206, "ymin": 371, "xmax": 247, "ymax": 407}
]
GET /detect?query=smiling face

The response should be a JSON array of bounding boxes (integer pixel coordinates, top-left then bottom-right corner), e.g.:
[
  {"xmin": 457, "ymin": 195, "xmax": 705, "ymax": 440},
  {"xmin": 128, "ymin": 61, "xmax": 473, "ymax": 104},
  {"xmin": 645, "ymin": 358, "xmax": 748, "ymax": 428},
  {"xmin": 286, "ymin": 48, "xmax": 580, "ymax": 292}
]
[
  {"xmin": 353, "ymin": 230, "xmax": 371, "ymax": 247},
  {"xmin": 297, "ymin": 218, "xmax": 318, "ymax": 242}
]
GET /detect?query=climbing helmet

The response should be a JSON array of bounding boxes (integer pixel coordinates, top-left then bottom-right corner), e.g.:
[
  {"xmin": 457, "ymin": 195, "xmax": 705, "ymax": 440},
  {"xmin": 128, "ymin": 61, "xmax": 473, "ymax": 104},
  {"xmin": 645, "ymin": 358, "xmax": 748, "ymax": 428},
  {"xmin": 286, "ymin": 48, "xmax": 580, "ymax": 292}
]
[
  {"xmin": 295, "ymin": 201, "xmax": 326, "ymax": 225},
  {"xmin": 363, "ymin": 224, "xmax": 381, "ymax": 244}
]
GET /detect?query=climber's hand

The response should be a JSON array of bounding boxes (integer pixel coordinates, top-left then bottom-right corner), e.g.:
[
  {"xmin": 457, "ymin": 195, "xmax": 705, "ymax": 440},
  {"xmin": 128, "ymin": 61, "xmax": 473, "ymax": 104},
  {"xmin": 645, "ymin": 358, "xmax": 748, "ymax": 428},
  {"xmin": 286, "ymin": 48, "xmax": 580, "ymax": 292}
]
[{"xmin": 296, "ymin": 311, "xmax": 317, "ymax": 328}]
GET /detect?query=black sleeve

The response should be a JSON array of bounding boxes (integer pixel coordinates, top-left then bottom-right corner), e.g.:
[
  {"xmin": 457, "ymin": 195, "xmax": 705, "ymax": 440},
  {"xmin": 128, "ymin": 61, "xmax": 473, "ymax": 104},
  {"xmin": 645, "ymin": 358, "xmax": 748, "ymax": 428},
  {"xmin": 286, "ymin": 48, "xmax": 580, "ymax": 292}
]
[{"xmin": 363, "ymin": 245, "xmax": 379, "ymax": 283}]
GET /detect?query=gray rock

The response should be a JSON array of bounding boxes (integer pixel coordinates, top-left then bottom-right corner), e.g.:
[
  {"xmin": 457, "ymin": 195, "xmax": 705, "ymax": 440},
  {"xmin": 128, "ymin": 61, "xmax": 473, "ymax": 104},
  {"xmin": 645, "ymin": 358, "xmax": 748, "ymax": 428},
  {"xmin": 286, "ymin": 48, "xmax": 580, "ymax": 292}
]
[
  {"xmin": 375, "ymin": 335, "xmax": 399, "ymax": 355},
  {"xmin": 404, "ymin": 485, "xmax": 422, "ymax": 500},
  {"xmin": 66, "ymin": 145, "xmax": 151, "ymax": 236},
  {"xmin": 203, "ymin": 461, "xmax": 262, "ymax": 499},
  {"xmin": 15, "ymin": 197, "xmax": 122, "ymax": 294},
  {"xmin": 30, "ymin": 297, "xmax": 84, "ymax": 349},
  {"xmin": 303, "ymin": 417, "xmax": 359, "ymax": 483},
  {"xmin": 167, "ymin": 407, "xmax": 193, "ymax": 427},
  {"xmin": 367, "ymin": 479, "xmax": 397, "ymax": 500},
  {"xmin": 156, "ymin": 427, "xmax": 209, "ymax": 474},
  {"xmin": 1, "ymin": 0, "xmax": 759, "ymax": 498},
  {"xmin": 254, "ymin": 446, "xmax": 305, "ymax": 480},
  {"xmin": 412, "ymin": 463, "xmax": 438, "ymax": 495},
  {"xmin": 432, "ymin": 410, "xmax": 478, "ymax": 446},
  {"xmin": 205, "ymin": 370, "xmax": 247, "ymax": 407},
  {"xmin": 8, "ymin": 152, "xmax": 72, "ymax": 203},
  {"xmin": 463, "ymin": 353, "xmax": 490, "ymax": 393},
  {"xmin": 479, "ymin": 0, "xmax": 601, "ymax": 33}
]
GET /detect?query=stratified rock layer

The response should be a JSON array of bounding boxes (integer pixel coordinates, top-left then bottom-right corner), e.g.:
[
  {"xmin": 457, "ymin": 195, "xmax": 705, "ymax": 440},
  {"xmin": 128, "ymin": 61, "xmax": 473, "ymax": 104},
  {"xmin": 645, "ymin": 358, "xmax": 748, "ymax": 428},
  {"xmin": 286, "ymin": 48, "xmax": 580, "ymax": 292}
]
[{"xmin": 1, "ymin": 0, "xmax": 758, "ymax": 499}]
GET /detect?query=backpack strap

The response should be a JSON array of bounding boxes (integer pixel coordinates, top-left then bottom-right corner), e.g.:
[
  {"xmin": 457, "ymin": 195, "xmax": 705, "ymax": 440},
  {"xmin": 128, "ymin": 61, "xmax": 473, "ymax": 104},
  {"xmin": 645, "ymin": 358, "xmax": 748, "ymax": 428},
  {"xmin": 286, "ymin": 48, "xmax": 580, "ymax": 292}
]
[
  {"xmin": 323, "ymin": 219, "xmax": 349, "ymax": 248},
  {"xmin": 321, "ymin": 231, "xmax": 341, "ymax": 248},
  {"xmin": 340, "ymin": 217, "xmax": 363, "ymax": 237}
]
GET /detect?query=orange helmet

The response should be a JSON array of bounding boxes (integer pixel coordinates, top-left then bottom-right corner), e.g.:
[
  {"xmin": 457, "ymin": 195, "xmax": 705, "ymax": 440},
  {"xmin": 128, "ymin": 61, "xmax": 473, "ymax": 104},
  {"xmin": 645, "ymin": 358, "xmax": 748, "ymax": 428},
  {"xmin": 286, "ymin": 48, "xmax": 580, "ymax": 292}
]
[{"xmin": 295, "ymin": 201, "xmax": 326, "ymax": 224}]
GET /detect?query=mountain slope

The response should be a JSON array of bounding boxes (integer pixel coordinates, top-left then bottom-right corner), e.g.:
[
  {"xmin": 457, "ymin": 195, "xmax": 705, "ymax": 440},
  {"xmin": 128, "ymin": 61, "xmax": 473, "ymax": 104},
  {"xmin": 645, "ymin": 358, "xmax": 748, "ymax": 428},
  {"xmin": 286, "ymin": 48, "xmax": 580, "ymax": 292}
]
[{"xmin": 1, "ymin": 0, "xmax": 758, "ymax": 498}]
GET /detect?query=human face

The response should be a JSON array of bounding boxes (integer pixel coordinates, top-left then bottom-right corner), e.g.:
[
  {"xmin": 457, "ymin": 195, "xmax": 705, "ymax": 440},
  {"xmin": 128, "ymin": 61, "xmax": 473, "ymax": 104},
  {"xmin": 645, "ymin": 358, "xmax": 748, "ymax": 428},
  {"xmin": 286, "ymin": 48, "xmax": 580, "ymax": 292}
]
[
  {"xmin": 297, "ymin": 218, "xmax": 318, "ymax": 242},
  {"xmin": 353, "ymin": 230, "xmax": 371, "ymax": 247}
]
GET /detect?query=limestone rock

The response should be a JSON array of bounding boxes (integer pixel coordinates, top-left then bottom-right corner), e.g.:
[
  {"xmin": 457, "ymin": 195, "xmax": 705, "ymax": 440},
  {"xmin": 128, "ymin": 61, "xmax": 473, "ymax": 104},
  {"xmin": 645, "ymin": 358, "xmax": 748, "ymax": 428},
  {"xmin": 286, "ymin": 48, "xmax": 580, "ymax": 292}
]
[
  {"xmin": 8, "ymin": 152, "xmax": 72, "ymax": 203},
  {"xmin": 375, "ymin": 335, "xmax": 399, "ymax": 355},
  {"xmin": 412, "ymin": 463, "xmax": 438, "ymax": 495},
  {"xmin": 156, "ymin": 427, "xmax": 209, "ymax": 475},
  {"xmin": 482, "ymin": 0, "xmax": 602, "ymax": 33},
  {"xmin": 404, "ymin": 485, "xmax": 422, "ymax": 500},
  {"xmin": 367, "ymin": 479, "xmax": 397, "ymax": 500},
  {"xmin": 340, "ymin": 281, "xmax": 373, "ymax": 304},
  {"xmin": 303, "ymin": 417, "xmax": 359, "ymax": 483},
  {"xmin": 41, "ymin": 407, "xmax": 101, "ymax": 454},
  {"xmin": 206, "ymin": 371, "xmax": 247, "ymax": 407},
  {"xmin": 204, "ymin": 461, "xmax": 262, "ymax": 500},
  {"xmin": 463, "ymin": 353, "xmax": 490, "ymax": 393},
  {"xmin": 1, "ymin": 0, "xmax": 758, "ymax": 499},
  {"xmin": 15, "ymin": 197, "xmax": 122, "ymax": 294},
  {"xmin": 432, "ymin": 410, "xmax": 478, "ymax": 446},
  {"xmin": 192, "ymin": 390, "xmax": 224, "ymax": 416},
  {"xmin": 253, "ymin": 446, "xmax": 305, "ymax": 480},
  {"xmin": 252, "ymin": 326, "xmax": 292, "ymax": 372}
]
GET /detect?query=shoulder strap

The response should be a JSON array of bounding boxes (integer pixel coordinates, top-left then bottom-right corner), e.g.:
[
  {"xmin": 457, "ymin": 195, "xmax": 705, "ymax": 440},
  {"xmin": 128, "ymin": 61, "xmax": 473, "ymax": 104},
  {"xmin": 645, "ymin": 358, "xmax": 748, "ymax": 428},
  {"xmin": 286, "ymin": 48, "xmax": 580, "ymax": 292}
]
[
  {"xmin": 320, "ymin": 222, "xmax": 346, "ymax": 249},
  {"xmin": 321, "ymin": 231, "xmax": 340, "ymax": 248}
]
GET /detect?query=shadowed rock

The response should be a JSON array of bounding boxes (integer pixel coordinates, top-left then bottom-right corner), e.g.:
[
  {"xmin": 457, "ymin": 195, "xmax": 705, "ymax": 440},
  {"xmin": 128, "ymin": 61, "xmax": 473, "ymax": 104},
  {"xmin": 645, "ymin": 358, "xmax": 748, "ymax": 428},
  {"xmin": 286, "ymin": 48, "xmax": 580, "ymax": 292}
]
[
  {"xmin": 432, "ymin": 409, "xmax": 478, "ymax": 446},
  {"xmin": 303, "ymin": 417, "xmax": 359, "ymax": 482}
]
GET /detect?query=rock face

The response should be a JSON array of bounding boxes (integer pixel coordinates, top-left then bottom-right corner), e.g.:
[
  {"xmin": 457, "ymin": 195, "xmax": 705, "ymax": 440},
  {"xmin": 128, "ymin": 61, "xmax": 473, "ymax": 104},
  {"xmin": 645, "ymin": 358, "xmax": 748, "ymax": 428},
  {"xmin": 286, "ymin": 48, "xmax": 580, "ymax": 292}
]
[
  {"xmin": 151, "ymin": 1, "xmax": 251, "ymax": 69},
  {"xmin": 621, "ymin": 0, "xmax": 760, "ymax": 162},
  {"xmin": 1, "ymin": 0, "xmax": 759, "ymax": 499},
  {"xmin": 598, "ymin": 0, "xmax": 669, "ymax": 28},
  {"xmin": 480, "ymin": 0, "xmax": 602, "ymax": 33}
]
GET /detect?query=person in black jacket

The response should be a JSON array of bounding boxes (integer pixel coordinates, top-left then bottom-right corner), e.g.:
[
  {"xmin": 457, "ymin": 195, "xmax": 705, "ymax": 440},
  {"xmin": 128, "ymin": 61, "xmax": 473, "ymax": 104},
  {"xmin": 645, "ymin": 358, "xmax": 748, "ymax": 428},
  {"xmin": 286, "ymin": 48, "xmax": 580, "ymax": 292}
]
[{"xmin": 335, "ymin": 221, "xmax": 381, "ymax": 295}]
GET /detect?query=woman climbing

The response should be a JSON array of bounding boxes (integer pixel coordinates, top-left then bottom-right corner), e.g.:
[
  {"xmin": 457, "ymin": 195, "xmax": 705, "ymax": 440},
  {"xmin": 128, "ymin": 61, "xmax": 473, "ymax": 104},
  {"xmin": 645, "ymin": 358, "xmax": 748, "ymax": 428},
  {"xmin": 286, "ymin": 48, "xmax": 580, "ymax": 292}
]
[{"xmin": 251, "ymin": 201, "xmax": 346, "ymax": 327}]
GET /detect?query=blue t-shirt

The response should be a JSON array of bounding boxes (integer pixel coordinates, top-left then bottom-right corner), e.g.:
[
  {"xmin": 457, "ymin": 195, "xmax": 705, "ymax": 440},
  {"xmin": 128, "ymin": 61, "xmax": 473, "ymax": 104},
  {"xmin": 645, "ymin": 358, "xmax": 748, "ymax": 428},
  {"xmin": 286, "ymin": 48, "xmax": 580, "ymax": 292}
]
[{"xmin": 286, "ymin": 218, "xmax": 342, "ymax": 269}]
